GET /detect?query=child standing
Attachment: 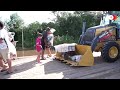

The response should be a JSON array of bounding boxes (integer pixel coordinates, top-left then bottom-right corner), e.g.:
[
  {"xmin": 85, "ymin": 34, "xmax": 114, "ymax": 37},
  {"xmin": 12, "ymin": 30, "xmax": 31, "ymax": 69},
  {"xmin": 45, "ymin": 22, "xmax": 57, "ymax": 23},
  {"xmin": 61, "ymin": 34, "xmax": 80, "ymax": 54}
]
[{"xmin": 36, "ymin": 33, "xmax": 43, "ymax": 63}]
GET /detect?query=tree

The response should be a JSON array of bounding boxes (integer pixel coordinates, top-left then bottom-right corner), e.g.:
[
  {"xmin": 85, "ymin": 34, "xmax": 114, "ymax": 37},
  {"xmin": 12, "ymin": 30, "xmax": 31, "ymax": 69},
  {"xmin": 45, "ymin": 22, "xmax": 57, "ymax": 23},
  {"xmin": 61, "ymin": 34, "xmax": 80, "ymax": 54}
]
[
  {"xmin": 23, "ymin": 21, "xmax": 42, "ymax": 48},
  {"xmin": 73, "ymin": 11, "xmax": 102, "ymax": 27},
  {"xmin": 6, "ymin": 13, "xmax": 24, "ymax": 31},
  {"xmin": 27, "ymin": 21, "xmax": 41, "ymax": 32},
  {"xmin": 41, "ymin": 22, "xmax": 48, "ymax": 30},
  {"xmin": 47, "ymin": 22, "xmax": 55, "ymax": 28}
]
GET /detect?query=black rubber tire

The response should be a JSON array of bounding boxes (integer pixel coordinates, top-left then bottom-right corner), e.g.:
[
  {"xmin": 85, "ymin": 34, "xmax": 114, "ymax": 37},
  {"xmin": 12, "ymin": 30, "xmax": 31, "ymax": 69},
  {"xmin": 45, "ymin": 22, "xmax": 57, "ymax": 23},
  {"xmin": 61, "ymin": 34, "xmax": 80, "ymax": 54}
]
[{"xmin": 101, "ymin": 41, "xmax": 120, "ymax": 63}]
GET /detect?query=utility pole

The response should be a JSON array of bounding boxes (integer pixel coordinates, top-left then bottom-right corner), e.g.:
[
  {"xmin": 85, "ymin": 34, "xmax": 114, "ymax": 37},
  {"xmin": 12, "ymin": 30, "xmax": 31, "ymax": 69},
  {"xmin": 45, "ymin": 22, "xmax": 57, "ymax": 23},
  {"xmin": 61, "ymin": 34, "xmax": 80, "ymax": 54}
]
[{"xmin": 22, "ymin": 28, "xmax": 24, "ymax": 56}]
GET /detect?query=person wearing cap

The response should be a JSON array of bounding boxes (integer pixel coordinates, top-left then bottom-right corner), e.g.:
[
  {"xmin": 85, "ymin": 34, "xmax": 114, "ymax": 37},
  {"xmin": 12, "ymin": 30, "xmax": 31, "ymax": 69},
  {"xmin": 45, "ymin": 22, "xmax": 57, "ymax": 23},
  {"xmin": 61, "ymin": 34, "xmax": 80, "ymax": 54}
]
[{"xmin": 0, "ymin": 21, "xmax": 13, "ymax": 74}]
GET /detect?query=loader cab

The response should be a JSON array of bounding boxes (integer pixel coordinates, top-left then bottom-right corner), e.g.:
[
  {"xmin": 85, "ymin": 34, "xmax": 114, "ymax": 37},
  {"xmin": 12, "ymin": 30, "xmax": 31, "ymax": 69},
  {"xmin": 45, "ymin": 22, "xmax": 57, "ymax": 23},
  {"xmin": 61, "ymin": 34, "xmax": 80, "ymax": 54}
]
[
  {"xmin": 79, "ymin": 11, "xmax": 120, "ymax": 45},
  {"xmin": 100, "ymin": 11, "xmax": 120, "ymax": 26},
  {"xmin": 112, "ymin": 16, "xmax": 120, "ymax": 39},
  {"xmin": 100, "ymin": 11, "xmax": 120, "ymax": 39},
  {"xmin": 81, "ymin": 25, "xmax": 103, "ymax": 45}
]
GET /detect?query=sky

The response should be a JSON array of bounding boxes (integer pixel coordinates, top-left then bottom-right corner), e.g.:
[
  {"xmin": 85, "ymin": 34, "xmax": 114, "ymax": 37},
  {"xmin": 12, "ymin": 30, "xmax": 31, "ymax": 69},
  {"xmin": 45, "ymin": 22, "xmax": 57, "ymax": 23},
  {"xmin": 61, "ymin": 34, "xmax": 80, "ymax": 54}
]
[
  {"xmin": 0, "ymin": 11, "xmax": 100, "ymax": 26},
  {"xmin": 0, "ymin": 11, "xmax": 101, "ymax": 26},
  {"xmin": 0, "ymin": 11, "xmax": 56, "ymax": 25}
]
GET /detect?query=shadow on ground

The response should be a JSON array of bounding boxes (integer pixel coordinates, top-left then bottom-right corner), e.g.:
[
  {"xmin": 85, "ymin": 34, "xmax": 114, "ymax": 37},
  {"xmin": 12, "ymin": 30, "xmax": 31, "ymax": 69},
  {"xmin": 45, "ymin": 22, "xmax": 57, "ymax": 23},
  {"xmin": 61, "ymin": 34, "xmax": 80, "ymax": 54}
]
[
  {"xmin": 0, "ymin": 56, "xmax": 105, "ymax": 79},
  {"xmin": 0, "ymin": 60, "xmax": 36, "ymax": 79},
  {"xmin": 43, "ymin": 56, "xmax": 104, "ymax": 79}
]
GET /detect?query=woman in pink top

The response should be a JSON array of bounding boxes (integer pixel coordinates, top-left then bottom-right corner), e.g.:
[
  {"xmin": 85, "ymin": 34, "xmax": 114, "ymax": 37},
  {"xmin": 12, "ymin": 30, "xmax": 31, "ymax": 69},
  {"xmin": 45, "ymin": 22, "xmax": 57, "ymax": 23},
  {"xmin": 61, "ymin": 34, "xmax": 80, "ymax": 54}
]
[{"xmin": 36, "ymin": 33, "xmax": 43, "ymax": 63}]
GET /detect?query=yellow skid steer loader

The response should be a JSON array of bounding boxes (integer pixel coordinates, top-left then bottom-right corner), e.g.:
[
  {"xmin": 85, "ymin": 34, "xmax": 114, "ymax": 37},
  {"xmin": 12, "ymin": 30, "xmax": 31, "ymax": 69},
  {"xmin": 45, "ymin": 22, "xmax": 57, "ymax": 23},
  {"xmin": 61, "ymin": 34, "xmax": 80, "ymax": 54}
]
[{"xmin": 55, "ymin": 11, "xmax": 120, "ymax": 66}]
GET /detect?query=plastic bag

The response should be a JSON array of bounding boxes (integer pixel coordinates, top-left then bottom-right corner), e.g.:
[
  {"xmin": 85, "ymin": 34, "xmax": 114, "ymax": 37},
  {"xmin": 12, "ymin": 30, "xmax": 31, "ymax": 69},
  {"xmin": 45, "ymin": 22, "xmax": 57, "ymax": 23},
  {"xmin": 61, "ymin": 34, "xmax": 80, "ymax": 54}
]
[{"xmin": 70, "ymin": 55, "xmax": 82, "ymax": 62}]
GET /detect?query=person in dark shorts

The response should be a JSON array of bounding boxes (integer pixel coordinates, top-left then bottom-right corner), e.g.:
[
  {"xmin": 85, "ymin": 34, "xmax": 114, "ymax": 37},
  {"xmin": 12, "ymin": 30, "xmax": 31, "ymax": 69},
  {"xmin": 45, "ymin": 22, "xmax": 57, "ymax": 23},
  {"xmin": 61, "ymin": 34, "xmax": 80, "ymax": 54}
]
[
  {"xmin": 41, "ymin": 29, "xmax": 47, "ymax": 60},
  {"xmin": 40, "ymin": 27, "xmax": 53, "ymax": 60}
]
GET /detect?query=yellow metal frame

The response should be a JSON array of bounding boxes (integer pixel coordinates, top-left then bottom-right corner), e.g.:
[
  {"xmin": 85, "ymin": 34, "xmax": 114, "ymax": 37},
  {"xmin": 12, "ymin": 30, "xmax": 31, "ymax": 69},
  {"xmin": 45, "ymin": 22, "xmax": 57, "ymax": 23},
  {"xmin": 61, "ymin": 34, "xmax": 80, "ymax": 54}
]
[
  {"xmin": 55, "ymin": 45, "xmax": 94, "ymax": 66},
  {"xmin": 95, "ymin": 26, "xmax": 116, "ymax": 36},
  {"xmin": 109, "ymin": 46, "xmax": 118, "ymax": 58},
  {"xmin": 75, "ymin": 45, "xmax": 94, "ymax": 66},
  {"xmin": 94, "ymin": 26, "xmax": 117, "ymax": 52}
]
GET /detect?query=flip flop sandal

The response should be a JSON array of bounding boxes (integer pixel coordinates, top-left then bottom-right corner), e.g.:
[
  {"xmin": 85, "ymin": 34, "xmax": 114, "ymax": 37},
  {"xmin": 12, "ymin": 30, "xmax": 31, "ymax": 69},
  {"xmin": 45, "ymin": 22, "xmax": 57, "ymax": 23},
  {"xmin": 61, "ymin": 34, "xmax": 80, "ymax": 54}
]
[{"xmin": 1, "ymin": 69, "xmax": 7, "ymax": 72}]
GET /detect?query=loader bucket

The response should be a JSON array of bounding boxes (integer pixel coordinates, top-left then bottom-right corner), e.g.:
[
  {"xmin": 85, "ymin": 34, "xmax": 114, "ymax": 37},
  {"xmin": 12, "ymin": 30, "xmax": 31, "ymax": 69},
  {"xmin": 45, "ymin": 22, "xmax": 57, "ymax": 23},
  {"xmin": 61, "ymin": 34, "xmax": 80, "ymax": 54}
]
[
  {"xmin": 55, "ymin": 44, "xmax": 94, "ymax": 66},
  {"xmin": 75, "ymin": 45, "xmax": 94, "ymax": 66},
  {"xmin": 55, "ymin": 52, "xmax": 63, "ymax": 60}
]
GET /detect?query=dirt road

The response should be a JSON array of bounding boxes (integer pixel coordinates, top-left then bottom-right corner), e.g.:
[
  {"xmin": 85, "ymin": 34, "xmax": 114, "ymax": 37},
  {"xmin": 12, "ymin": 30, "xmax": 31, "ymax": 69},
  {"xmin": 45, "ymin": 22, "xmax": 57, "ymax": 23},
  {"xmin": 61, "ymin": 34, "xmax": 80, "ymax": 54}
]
[{"xmin": 1, "ymin": 52, "xmax": 120, "ymax": 79}]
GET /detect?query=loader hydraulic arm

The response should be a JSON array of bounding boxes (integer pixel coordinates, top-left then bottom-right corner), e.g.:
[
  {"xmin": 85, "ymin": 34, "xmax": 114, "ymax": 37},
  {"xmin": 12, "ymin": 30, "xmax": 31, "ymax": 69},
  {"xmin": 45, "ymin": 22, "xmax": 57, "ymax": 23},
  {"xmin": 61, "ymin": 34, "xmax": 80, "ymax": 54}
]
[{"xmin": 79, "ymin": 21, "xmax": 86, "ymax": 44}]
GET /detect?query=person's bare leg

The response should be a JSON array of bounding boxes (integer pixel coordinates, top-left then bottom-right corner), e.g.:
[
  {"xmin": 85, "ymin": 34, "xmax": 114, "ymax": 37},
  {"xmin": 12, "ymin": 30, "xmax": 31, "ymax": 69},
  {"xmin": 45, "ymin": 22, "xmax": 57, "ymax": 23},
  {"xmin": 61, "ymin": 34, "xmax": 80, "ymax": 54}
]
[
  {"xmin": 48, "ymin": 48, "xmax": 52, "ymax": 57},
  {"xmin": 46, "ymin": 48, "xmax": 51, "ymax": 57},
  {"xmin": 39, "ymin": 51, "xmax": 42, "ymax": 63},
  {"xmin": 36, "ymin": 52, "xmax": 39, "ymax": 60},
  {"xmin": 36, "ymin": 52, "xmax": 40, "ymax": 63},
  {"xmin": 37, "ymin": 55, "xmax": 40, "ymax": 62},
  {"xmin": 0, "ymin": 58, "xmax": 7, "ymax": 70},
  {"xmin": 41, "ymin": 50, "xmax": 44, "ymax": 58},
  {"xmin": 0, "ymin": 59, "xmax": 4, "ymax": 67},
  {"xmin": 7, "ymin": 59, "xmax": 12, "ymax": 73},
  {"xmin": 41, "ymin": 50, "xmax": 46, "ymax": 59},
  {"xmin": 46, "ymin": 48, "xmax": 49, "ymax": 57}
]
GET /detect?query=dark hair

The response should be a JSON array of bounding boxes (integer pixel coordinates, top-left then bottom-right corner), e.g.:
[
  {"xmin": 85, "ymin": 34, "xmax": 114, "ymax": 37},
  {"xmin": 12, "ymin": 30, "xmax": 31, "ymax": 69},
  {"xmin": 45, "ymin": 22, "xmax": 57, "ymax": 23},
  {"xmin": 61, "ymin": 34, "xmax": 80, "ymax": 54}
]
[
  {"xmin": 38, "ymin": 33, "xmax": 42, "ymax": 37},
  {"xmin": 46, "ymin": 27, "xmax": 51, "ymax": 31},
  {"xmin": 0, "ymin": 21, "xmax": 4, "ymax": 29}
]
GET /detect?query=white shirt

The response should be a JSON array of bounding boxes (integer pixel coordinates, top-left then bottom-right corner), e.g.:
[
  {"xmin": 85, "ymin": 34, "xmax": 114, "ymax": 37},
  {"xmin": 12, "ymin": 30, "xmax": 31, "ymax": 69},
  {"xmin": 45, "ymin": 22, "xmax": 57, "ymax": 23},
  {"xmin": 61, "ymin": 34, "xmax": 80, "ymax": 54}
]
[
  {"xmin": 0, "ymin": 28, "xmax": 8, "ymax": 49},
  {"xmin": 8, "ymin": 32, "xmax": 15, "ymax": 41},
  {"xmin": 0, "ymin": 28, "xmax": 17, "ymax": 55},
  {"xmin": 47, "ymin": 33, "xmax": 54, "ymax": 46},
  {"xmin": 8, "ymin": 40, "xmax": 17, "ymax": 55}
]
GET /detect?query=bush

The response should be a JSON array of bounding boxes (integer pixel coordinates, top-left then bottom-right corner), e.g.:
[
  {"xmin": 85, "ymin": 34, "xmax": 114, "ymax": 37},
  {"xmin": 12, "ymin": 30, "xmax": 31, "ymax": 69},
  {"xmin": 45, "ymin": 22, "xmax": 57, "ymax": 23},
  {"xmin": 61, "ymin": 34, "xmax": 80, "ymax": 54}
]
[{"xmin": 54, "ymin": 35, "xmax": 79, "ymax": 45}]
